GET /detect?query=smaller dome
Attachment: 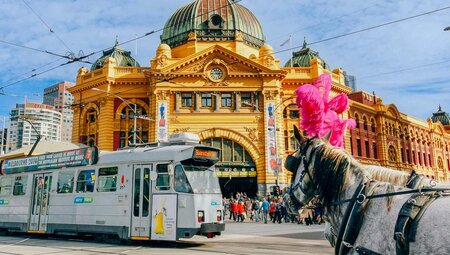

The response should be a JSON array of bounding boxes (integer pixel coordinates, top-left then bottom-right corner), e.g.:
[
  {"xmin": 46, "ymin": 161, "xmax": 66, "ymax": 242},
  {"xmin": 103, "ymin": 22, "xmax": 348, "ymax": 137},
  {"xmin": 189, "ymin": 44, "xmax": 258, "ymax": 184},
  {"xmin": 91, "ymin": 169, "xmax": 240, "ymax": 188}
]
[
  {"xmin": 91, "ymin": 39, "xmax": 140, "ymax": 71},
  {"xmin": 156, "ymin": 43, "xmax": 172, "ymax": 58},
  {"xmin": 158, "ymin": 43, "xmax": 171, "ymax": 51},
  {"xmin": 259, "ymin": 44, "xmax": 274, "ymax": 55},
  {"xmin": 284, "ymin": 39, "xmax": 329, "ymax": 69},
  {"xmin": 431, "ymin": 105, "xmax": 450, "ymax": 125}
]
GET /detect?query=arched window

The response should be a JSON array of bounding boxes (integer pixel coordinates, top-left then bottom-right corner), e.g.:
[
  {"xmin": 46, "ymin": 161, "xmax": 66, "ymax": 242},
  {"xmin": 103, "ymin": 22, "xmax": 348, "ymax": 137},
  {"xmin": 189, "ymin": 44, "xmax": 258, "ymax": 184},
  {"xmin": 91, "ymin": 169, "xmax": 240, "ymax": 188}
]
[
  {"xmin": 388, "ymin": 145, "xmax": 397, "ymax": 162},
  {"xmin": 354, "ymin": 113, "xmax": 360, "ymax": 129},
  {"xmin": 363, "ymin": 116, "xmax": 368, "ymax": 131},
  {"xmin": 118, "ymin": 103, "xmax": 149, "ymax": 148},
  {"xmin": 438, "ymin": 157, "xmax": 443, "ymax": 170},
  {"xmin": 201, "ymin": 138, "xmax": 256, "ymax": 174},
  {"xmin": 82, "ymin": 107, "xmax": 98, "ymax": 146},
  {"xmin": 371, "ymin": 118, "xmax": 376, "ymax": 132}
]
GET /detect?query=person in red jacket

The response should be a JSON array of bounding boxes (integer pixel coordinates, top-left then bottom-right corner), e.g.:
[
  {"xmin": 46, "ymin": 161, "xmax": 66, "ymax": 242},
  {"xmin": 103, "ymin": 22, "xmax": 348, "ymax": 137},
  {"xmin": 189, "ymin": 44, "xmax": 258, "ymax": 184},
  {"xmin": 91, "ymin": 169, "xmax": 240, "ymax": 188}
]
[
  {"xmin": 237, "ymin": 201, "xmax": 245, "ymax": 222},
  {"xmin": 269, "ymin": 200, "xmax": 276, "ymax": 222},
  {"xmin": 231, "ymin": 200, "xmax": 238, "ymax": 221}
]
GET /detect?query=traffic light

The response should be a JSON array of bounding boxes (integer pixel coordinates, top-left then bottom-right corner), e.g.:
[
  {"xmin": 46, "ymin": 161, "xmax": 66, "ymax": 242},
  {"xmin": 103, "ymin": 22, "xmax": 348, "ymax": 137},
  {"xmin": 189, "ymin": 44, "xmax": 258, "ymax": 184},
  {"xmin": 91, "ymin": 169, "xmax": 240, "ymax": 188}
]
[{"xmin": 273, "ymin": 185, "xmax": 280, "ymax": 196}]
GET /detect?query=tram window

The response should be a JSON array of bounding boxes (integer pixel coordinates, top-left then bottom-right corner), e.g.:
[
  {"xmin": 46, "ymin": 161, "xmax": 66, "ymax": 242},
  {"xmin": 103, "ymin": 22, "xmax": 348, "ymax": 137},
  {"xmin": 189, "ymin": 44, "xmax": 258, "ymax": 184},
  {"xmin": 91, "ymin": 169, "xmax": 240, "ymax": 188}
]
[
  {"xmin": 0, "ymin": 177, "xmax": 12, "ymax": 196},
  {"xmin": 97, "ymin": 167, "xmax": 118, "ymax": 192},
  {"xmin": 57, "ymin": 172, "xmax": 74, "ymax": 193},
  {"xmin": 156, "ymin": 164, "xmax": 170, "ymax": 190},
  {"xmin": 13, "ymin": 175, "xmax": 28, "ymax": 196},
  {"xmin": 174, "ymin": 165, "xmax": 192, "ymax": 193},
  {"xmin": 76, "ymin": 170, "xmax": 95, "ymax": 193}
]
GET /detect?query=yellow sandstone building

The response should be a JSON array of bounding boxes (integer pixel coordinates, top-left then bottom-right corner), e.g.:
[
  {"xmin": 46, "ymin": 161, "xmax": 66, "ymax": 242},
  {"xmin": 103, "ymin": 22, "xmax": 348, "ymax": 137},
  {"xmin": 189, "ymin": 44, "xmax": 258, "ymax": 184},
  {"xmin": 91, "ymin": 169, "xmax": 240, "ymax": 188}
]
[{"xmin": 69, "ymin": 0, "xmax": 450, "ymax": 196}]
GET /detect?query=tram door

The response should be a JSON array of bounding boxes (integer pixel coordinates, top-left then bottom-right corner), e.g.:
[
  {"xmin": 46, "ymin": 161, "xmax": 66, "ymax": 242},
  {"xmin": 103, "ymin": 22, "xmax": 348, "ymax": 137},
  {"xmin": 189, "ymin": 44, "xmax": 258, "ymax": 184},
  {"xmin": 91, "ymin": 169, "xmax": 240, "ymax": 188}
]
[
  {"xmin": 131, "ymin": 164, "xmax": 152, "ymax": 239},
  {"xmin": 29, "ymin": 173, "xmax": 52, "ymax": 232}
]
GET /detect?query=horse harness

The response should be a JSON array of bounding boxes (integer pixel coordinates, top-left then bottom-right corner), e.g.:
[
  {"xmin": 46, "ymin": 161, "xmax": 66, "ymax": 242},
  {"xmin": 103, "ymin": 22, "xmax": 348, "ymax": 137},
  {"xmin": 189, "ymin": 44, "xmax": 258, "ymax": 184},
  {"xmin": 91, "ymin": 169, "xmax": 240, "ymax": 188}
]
[{"xmin": 332, "ymin": 181, "xmax": 450, "ymax": 255}]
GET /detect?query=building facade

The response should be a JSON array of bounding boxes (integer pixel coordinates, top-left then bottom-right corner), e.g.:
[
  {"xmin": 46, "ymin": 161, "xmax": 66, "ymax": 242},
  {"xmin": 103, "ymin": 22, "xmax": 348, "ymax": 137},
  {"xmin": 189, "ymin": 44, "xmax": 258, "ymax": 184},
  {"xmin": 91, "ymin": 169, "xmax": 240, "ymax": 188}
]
[
  {"xmin": 43, "ymin": 81, "xmax": 75, "ymax": 142},
  {"xmin": 68, "ymin": 0, "xmax": 450, "ymax": 197},
  {"xmin": 6, "ymin": 103, "xmax": 62, "ymax": 152}
]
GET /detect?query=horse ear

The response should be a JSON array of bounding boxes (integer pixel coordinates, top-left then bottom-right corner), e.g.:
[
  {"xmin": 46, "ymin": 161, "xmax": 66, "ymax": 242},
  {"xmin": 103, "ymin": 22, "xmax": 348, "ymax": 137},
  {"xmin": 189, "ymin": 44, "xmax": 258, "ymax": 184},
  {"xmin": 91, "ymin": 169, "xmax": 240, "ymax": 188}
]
[
  {"xmin": 293, "ymin": 125, "xmax": 304, "ymax": 143},
  {"xmin": 322, "ymin": 130, "xmax": 332, "ymax": 143}
]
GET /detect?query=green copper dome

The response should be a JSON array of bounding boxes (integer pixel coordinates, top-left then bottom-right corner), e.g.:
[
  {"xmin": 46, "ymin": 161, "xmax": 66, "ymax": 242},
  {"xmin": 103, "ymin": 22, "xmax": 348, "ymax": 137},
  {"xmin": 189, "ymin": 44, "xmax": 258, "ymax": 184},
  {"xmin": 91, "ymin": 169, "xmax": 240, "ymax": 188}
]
[
  {"xmin": 285, "ymin": 39, "xmax": 330, "ymax": 69},
  {"xmin": 431, "ymin": 105, "xmax": 450, "ymax": 125},
  {"xmin": 161, "ymin": 0, "xmax": 265, "ymax": 48},
  {"xmin": 91, "ymin": 39, "xmax": 140, "ymax": 71}
]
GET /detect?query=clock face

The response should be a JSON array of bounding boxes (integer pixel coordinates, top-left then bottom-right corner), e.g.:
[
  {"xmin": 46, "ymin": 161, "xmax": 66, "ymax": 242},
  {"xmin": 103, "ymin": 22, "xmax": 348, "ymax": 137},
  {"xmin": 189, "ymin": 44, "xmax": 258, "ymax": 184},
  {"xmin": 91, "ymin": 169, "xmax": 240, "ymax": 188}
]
[{"xmin": 209, "ymin": 67, "xmax": 224, "ymax": 81}]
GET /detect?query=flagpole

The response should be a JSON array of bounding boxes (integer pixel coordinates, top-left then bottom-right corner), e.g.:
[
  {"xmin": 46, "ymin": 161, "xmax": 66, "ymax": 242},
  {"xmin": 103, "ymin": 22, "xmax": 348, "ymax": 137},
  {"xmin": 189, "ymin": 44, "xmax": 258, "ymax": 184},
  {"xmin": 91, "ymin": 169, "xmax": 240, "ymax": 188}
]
[{"xmin": 289, "ymin": 35, "xmax": 293, "ymax": 68}]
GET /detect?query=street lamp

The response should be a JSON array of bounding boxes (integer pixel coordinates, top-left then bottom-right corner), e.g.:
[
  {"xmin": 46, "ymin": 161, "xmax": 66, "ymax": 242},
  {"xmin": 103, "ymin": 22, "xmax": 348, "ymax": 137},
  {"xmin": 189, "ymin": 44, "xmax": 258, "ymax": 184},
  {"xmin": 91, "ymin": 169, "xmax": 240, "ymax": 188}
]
[{"xmin": 91, "ymin": 88, "xmax": 138, "ymax": 145}]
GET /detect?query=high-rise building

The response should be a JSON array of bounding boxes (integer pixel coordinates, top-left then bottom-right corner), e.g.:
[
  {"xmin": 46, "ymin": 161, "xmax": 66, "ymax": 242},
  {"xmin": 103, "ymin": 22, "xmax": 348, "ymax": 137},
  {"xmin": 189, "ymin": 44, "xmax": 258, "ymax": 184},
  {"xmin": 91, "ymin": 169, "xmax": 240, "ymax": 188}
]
[
  {"xmin": 43, "ymin": 81, "xmax": 75, "ymax": 142},
  {"xmin": 343, "ymin": 71, "xmax": 357, "ymax": 91},
  {"xmin": 6, "ymin": 103, "xmax": 62, "ymax": 152}
]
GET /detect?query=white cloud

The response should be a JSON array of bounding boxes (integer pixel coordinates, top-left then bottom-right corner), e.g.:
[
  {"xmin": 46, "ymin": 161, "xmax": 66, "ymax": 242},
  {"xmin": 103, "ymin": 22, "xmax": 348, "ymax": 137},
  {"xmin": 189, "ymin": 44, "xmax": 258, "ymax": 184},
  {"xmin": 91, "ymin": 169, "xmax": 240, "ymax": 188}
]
[{"xmin": 0, "ymin": 0, "xmax": 449, "ymax": 121}]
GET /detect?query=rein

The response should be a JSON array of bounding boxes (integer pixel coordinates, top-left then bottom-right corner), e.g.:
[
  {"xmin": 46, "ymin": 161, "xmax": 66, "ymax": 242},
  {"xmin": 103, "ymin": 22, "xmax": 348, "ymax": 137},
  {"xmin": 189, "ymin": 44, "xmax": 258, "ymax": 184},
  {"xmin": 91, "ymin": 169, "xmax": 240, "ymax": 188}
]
[{"xmin": 331, "ymin": 187, "xmax": 450, "ymax": 207}]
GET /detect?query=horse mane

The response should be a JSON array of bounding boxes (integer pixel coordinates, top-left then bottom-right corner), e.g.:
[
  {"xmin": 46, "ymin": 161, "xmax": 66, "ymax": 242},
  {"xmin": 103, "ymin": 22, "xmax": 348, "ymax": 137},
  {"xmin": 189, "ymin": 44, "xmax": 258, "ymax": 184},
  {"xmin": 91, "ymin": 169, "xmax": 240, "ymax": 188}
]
[
  {"xmin": 364, "ymin": 165, "xmax": 411, "ymax": 186},
  {"xmin": 312, "ymin": 145, "xmax": 354, "ymax": 205}
]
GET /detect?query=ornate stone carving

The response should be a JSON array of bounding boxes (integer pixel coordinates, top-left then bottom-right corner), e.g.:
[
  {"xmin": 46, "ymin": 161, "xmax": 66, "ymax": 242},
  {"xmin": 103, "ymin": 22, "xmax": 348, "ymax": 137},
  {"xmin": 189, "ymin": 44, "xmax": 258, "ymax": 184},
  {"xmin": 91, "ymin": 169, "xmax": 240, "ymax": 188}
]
[
  {"xmin": 156, "ymin": 55, "xmax": 169, "ymax": 68},
  {"xmin": 188, "ymin": 31, "xmax": 197, "ymax": 40},
  {"xmin": 78, "ymin": 67, "xmax": 89, "ymax": 76},
  {"xmin": 156, "ymin": 90, "xmax": 170, "ymax": 100},
  {"xmin": 264, "ymin": 90, "xmax": 278, "ymax": 100},
  {"xmin": 203, "ymin": 81, "xmax": 230, "ymax": 87},
  {"xmin": 235, "ymin": 31, "xmax": 244, "ymax": 41},
  {"xmin": 245, "ymin": 127, "xmax": 260, "ymax": 142},
  {"xmin": 173, "ymin": 128, "xmax": 190, "ymax": 133},
  {"xmin": 261, "ymin": 55, "xmax": 275, "ymax": 68}
]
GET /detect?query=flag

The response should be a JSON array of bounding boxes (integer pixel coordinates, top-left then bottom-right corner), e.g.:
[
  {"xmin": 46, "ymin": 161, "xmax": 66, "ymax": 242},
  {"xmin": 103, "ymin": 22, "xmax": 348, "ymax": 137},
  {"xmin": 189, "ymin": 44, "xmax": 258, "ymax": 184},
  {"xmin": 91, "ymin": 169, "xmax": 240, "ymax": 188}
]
[{"xmin": 280, "ymin": 36, "xmax": 291, "ymax": 47}]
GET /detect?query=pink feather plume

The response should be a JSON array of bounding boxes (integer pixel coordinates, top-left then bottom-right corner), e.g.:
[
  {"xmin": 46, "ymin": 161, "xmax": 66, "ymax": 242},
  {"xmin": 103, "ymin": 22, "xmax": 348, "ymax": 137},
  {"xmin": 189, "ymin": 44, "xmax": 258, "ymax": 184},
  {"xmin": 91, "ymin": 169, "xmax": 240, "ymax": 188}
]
[{"xmin": 294, "ymin": 73, "xmax": 355, "ymax": 148}]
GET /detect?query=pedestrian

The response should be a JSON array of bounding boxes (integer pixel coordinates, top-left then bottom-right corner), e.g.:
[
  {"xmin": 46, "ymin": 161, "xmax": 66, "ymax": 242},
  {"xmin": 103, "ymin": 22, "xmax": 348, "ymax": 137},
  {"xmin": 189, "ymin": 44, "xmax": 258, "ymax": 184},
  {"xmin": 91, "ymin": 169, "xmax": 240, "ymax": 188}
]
[
  {"xmin": 269, "ymin": 200, "xmax": 275, "ymax": 222},
  {"xmin": 252, "ymin": 198, "xmax": 260, "ymax": 222},
  {"xmin": 231, "ymin": 200, "xmax": 238, "ymax": 221},
  {"xmin": 261, "ymin": 197, "xmax": 270, "ymax": 224},
  {"xmin": 237, "ymin": 200, "xmax": 245, "ymax": 222}
]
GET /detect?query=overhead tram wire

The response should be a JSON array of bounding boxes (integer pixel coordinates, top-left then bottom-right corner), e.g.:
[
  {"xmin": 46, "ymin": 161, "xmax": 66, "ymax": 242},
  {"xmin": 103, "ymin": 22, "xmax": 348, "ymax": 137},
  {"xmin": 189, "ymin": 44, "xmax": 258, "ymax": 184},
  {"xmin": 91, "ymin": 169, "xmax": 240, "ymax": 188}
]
[
  {"xmin": 268, "ymin": 3, "xmax": 379, "ymax": 44},
  {"xmin": 0, "ymin": 59, "xmax": 83, "ymax": 91},
  {"xmin": 358, "ymin": 58, "xmax": 450, "ymax": 80},
  {"xmin": 0, "ymin": 57, "xmax": 66, "ymax": 85},
  {"xmin": 273, "ymin": 5, "xmax": 450, "ymax": 55},
  {"xmin": 21, "ymin": 0, "xmax": 73, "ymax": 54},
  {"xmin": 0, "ymin": 0, "xmax": 244, "ymax": 91}
]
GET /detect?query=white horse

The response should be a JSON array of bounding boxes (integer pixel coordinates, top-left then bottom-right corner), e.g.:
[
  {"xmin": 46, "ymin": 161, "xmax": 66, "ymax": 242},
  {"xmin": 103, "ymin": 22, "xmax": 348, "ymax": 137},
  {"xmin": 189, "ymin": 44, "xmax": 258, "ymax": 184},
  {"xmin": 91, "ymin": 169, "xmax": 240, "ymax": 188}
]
[{"xmin": 285, "ymin": 127, "xmax": 450, "ymax": 255}]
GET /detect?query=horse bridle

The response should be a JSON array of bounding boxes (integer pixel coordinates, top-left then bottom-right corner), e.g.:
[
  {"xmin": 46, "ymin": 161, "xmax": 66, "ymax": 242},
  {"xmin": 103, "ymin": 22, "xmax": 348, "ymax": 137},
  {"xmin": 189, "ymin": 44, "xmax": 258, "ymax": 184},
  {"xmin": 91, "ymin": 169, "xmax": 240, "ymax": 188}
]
[{"xmin": 285, "ymin": 139, "xmax": 323, "ymax": 204}]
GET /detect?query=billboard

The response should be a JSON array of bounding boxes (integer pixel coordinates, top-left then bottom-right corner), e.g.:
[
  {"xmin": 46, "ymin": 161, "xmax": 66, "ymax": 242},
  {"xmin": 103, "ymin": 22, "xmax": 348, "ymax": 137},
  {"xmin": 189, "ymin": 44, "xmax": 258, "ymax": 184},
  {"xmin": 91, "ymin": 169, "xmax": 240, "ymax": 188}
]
[{"xmin": 1, "ymin": 147, "xmax": 98, "ymax": 174}]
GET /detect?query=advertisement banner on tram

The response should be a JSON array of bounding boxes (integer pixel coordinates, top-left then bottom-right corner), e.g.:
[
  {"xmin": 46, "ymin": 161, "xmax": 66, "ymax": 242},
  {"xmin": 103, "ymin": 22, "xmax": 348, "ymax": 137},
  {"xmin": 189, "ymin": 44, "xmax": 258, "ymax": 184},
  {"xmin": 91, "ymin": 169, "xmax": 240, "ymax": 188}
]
[
  {"xmin": 151, "ymin": 194, "xmax": 177, "ymax": 241},
  {"xmin": 1, "ymin": 147, "xmax": 98, "ymax": 174}
]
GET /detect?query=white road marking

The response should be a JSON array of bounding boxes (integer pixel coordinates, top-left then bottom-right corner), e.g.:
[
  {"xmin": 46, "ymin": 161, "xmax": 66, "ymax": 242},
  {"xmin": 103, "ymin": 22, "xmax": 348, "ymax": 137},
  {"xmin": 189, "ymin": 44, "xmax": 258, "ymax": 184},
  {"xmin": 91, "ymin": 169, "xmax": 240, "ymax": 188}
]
[
  {"xmin": 120, "ymin": 245, "xmax": 143, "ymax": 254},
  {"xmin": 0, "ymin": 238, "xmax": 29, "ymax": 248}
]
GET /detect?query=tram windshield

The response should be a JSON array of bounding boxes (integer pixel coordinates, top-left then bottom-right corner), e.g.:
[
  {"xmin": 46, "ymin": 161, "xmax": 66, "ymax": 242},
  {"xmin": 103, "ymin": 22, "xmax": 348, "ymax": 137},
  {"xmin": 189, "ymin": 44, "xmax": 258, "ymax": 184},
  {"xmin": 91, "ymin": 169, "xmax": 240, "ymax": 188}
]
[{"xmin": 181, "ymin": 164, "xmax": 221, "ymax": 194}]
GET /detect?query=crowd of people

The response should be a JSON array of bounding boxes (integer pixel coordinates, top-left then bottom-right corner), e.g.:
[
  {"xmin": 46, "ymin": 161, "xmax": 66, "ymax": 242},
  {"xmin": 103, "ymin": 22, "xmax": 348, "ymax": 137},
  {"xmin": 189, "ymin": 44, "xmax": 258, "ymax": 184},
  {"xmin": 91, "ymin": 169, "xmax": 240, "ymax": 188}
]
[{"xmin": 222, "ymin": 192, "xmax": 323, "ymax": 225}]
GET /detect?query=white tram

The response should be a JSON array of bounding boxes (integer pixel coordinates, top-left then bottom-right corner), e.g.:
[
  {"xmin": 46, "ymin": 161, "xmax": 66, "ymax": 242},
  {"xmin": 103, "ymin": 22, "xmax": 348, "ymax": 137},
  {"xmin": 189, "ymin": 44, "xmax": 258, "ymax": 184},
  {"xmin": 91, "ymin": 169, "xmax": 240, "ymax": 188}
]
[{"xmin": 0, "ymin": 133, "xmax": 224, "ymax": 241}]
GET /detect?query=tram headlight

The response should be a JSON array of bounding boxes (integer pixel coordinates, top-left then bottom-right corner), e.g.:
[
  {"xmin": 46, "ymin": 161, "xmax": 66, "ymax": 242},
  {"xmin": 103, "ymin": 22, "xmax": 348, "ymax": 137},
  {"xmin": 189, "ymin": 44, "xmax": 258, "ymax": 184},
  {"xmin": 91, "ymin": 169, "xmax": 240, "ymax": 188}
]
[
  {"xmin": 216, "ymin": 210, "xmax": 222, "ymax": 221},
  {"xmin": 198, "ymin": 210, "xmax": 205, "ymax": 223}
]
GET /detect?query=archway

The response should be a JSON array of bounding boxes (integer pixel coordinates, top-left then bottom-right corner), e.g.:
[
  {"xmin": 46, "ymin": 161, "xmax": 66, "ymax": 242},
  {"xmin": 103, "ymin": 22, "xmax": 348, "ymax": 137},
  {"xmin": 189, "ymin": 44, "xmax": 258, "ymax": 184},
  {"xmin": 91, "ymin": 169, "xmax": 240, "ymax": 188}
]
[{"xmin": 201, "ymin": 137, "xmax": 257, "ymax": 198}]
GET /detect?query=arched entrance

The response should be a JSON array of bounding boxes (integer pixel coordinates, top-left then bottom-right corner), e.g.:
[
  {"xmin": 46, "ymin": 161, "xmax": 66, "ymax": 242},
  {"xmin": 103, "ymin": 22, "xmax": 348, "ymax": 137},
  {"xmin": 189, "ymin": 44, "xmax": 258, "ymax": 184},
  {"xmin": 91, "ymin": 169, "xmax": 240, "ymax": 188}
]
[{"xmin": 201, "ymin": 137, "xmax": 257, "ymax": 198}]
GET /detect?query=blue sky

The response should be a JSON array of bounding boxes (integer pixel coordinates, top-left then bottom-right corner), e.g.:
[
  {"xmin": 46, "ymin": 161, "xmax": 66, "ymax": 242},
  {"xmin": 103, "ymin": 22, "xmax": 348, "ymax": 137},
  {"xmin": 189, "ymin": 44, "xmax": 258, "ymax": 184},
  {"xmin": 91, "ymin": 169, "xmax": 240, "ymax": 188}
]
[{"xmin": 0, "ymin": 0, "xmax": 449, "ymax": 122}]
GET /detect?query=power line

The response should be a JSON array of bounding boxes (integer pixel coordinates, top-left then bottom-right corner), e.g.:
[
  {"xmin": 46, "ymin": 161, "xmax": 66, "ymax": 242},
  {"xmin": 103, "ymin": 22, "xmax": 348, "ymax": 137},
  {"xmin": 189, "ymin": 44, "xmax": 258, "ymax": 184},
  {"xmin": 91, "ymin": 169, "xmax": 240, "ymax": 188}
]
[
  {"xmin": 0, "ymin": 0, "xmax": 244, "ymax": 90},
  {"xmin": 359, "ymin": 59, "xmax": 450, "ymax": 80},
  {"xmin": 269, "ymin": 3, "xmax": 379, "ymax": 44},
  {"xmin": 0, "ymin": 60, "xmax": 76, "ymax": 90},
  {"xmin": 21, "ymin": 0, "xmax": 73, "ymax": 53},
  {"xmin": 0, "ymin": 39, "xmax": 69, "ymax": 59},
  {"xmin": 275, "ymin": 5, "xmax": 450, "ymax": 55},
  {"xmin": 1, "ymin": 57, "xmax": 65, "ymax": 85}
]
